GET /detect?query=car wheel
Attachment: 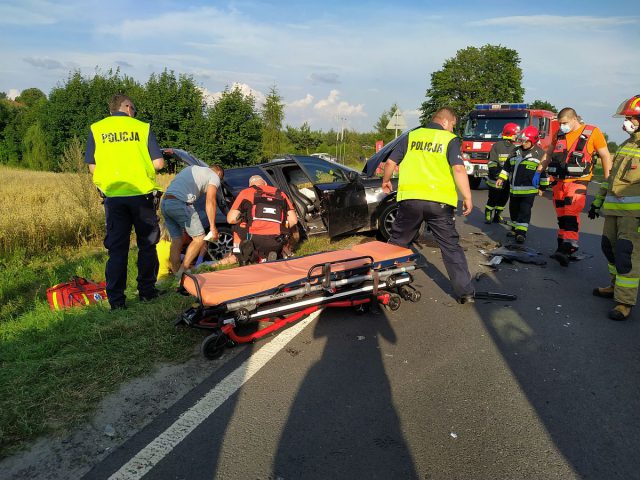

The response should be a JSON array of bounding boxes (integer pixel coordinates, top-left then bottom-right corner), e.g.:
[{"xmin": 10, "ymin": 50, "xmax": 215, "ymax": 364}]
[
  {"xmin": 206, "ymin": 226, "xmax": 234, "ymax": 260},
  {"xmin": 378, "ymin": 203, "xmax": 398, "ymax": 240},
  {"xmin": 468, "ymin": 176, "xmax": 482, "ymax": 190}
]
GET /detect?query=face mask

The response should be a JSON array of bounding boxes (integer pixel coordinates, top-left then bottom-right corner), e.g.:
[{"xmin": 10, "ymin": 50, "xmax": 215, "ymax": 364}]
[
  {"xmin": 623, "ymin": 119, "xmax": 639, "ymax": 135},
  {"xmin": 559, "ymin": 124, "xmax": 571, "ymax": 134}
]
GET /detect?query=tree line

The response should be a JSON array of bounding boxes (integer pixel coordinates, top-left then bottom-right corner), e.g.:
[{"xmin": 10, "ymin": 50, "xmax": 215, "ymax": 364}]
[{"xmin": 1, "ymin": 45, "xmax": 613, "ymax": 172}]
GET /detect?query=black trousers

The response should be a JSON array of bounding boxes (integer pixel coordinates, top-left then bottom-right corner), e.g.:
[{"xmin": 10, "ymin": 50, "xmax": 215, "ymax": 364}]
[
  {"xmin": 486, "ymin": 185, "xmax": 510, "ymax": 210},
  {"xmin": 104, "ymin": 194, "xmax": 160, "ymax": 307},
  {"xmin": 389, "ymin": 199, "xmax": 473, "ymax": 297},
  {"xmin": 508, "ymin": 195, "xmax": 535, "ymax": 235}
]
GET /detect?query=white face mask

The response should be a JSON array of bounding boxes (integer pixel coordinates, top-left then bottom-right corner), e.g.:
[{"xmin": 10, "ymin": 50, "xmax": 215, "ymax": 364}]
[
  {"xmin": 559, "ymin": 124, "xmax": 571, "ymax": 134},
  {"xmin": 623, "ymin": 119, "xmax": 639, "ymax": 135}
]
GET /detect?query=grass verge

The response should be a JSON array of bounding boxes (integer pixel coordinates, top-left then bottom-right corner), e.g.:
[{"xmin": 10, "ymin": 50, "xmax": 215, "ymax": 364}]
[{"xmin": 0, "ymin": 233, "xmax": 370, "ymax": 458}]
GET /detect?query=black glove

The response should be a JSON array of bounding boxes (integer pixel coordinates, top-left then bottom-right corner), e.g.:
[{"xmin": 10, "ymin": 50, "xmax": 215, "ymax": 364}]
[{"xmin": 588, "ymin": 204, "xmax": 600, "ymax": 220}]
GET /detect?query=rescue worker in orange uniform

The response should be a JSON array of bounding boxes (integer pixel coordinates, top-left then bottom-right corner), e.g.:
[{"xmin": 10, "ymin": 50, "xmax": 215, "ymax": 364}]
[
  {"xmin": 227, "ymin": 175, "xmax": 298, "ymax": 263},
  {"xmin": 485, "ymin": 123, "xmax": 520, "ymax": 224},
  {"xmin": 538, "ymin": 107, "xmax": 612, "ymax": 266},
  {"xmin": 591, "ymin": 95, "xmax": 640, "ymax": 320}
]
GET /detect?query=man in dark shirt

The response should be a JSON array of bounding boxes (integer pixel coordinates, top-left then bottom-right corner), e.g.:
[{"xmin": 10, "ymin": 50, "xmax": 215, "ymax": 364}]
[{"xmin": 381, "ymin": 107, "xmax": 474, "ymax": 304}]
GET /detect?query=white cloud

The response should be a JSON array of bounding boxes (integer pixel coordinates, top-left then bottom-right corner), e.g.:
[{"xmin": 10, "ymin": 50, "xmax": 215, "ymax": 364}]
[
  {"xmin": 313, "ymin": 89, "xmax": 366, "ymax": 118},
  {"xmin": 468, "ymin": 15, "xmax": 639, "ymax": 29},
  {"xmin": 200, "ymin": 83, "xmax": 266, "ymax": 107},
  {"xmin": 288, "ymin": 94, "xmax": 314, "ymax": 108}
]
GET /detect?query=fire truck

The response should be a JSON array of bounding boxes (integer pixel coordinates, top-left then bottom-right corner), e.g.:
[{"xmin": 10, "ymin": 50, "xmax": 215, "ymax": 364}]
[{"xmin": 461, "ymin": 103, "xmax": 558, "ymax": 189}]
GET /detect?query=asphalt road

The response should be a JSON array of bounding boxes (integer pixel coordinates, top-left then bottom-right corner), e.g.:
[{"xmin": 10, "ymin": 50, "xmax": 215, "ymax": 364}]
[{"xmin": 84, "ymin": 183, "xmax": 640, "ymax": 480}]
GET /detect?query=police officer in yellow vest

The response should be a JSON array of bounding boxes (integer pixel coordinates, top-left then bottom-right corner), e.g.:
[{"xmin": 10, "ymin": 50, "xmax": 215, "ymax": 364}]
[
  {"xmin": 85, "ymin": 94, "xmax": 164, "ymax": 310},
  {"xmin": 591, "ymin": 95, "xmax": 640, "ymax": 321},
  {"xmin": 382, "ymin": 107, "xmax": 475, "ymax": 304}
]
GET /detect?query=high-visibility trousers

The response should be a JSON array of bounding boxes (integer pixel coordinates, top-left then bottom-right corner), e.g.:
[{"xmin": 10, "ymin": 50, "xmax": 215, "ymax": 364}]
[
  {"xmin": 601, "ymin": 216, "xmax": 640, "ymax": 306},
  {"xmin": 552, "ymin": 181, "xmax": 588, "ymax": 247}
]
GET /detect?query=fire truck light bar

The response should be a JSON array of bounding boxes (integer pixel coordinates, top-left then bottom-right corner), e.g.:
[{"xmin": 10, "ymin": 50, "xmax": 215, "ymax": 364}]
[{"xmin": 475, "ymin": 103, "xmax": 529, "ymax": 110}]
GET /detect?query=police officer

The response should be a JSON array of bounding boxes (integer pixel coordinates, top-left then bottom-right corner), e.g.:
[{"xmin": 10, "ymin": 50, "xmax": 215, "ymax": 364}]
[
  {"xmin": 85, "ymin": 94, "xmax": 164, "ymax": 310},
  {"xmin": 591, "ymin": 95, "xmax": 640, "ymax": 321},
  {"xmin": 381, "ymin": 107, "xmax": 475, "ymax": 304}
]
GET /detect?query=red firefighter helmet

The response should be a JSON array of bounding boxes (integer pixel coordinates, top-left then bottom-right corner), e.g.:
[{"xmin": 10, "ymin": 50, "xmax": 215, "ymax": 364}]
[
  {"xmin": 613, "ymin": 95, "xmax": 640, "ymax": 117},
  {"xmin": 517, "ymin": 126, "xmax": 540, "ymax": 145},
  {"xmin": 501, "ymin": 122, "xmax": 520, "ymax": 139}
]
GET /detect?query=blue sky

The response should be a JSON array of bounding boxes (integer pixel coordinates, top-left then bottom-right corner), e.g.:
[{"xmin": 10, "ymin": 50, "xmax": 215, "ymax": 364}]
[{"xmin": 1, "ymin": 0, "xmax": 638, "ymax": 142}]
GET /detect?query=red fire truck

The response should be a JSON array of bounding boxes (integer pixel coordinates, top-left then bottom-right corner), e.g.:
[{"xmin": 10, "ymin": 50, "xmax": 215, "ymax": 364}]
[{"xmin": 461, "ymin": 103, "xmax": 558, "ymax": 189}]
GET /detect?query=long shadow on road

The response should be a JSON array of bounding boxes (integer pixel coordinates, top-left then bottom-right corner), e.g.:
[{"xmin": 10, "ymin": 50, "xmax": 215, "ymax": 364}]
[{"xmin": 464, "ymin": 184, "xmax": 640, "ymax": 478}]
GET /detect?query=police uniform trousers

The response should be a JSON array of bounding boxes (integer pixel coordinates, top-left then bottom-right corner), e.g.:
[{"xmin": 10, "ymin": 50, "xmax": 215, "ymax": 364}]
[
  {"xmin": 601, "ymin": 215, "xmax": 640, "ymax": 306},
  {"xmin": 508, "ymin": 195, "xmax": 535, "ymax": 237},
  {"xmin": 552, "ymin": 180, "xmax": 588, "ymax": 250},
  {"xmin": 389, "ymin": 199, "xmax": 473, "ymax": 297},
  {"xmin": 104, "ymin": 194, "xmax": 160, "ymax": 307},
  {"xmin": 485, "ymin": 182, "xmax": 510, "ymax": 221}
]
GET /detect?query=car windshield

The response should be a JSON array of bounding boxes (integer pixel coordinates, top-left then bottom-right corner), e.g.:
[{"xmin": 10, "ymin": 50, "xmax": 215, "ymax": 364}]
[{"xmin": 463, "ymin": 117, "xmax": 528, "ymax": 140}]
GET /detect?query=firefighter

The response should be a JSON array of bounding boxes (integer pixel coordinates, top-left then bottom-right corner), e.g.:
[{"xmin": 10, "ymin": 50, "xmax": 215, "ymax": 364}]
[
  {"xmin": 495, "ymin": 126, "xmax": 549, "ymax": 243},
  {"xmin": 590, "ymin": 95, "xmax": 640, "ymax": 321},
  {"xmin": 85, "ymin": 94, "xmax": 164, "ymax": 310},
  {"xmin": 485, "ymin": 122, "xmax": 520, "ymax": 223},
  {"xmin": 538, "ymin": 107, "xmax": 612, "ymax": 266},
  {"xmin": 381, "ymin": 107, "xmax": 475, "ymax": 304}
]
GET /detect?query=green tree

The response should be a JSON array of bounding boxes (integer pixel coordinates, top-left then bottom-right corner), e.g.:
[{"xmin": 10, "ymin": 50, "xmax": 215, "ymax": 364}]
[
  {"xmin": 22, "ymin": 122, "xmax": 49, "ymax": 170},
  {"xmin": 529, "ymin": 99, "xmax": 557, "ymax": 112},
  {"xmin": 15, "ymin": 88, "xmax": 46, "ymax": 108},
  {"xmin": 374, "ymin": 102, "xmax": 400, "ymax": 143},
  {"xmin": 420, "ymin": 44, "xmax": 524, "ymax": 124},
  {"xmin": 204, "ymin": 85, "xmax": 262, "ymax": 167},
  {"xmin": 140, "ymin": 70, "xmax": 205, "ymax": 153},
  {"xmin": 285, "ymin": 122, "xmax": 321, "ymax": 154},
  {"xmin": 261, "ymin": 85, "xmax": 285, "ymax": 160}
]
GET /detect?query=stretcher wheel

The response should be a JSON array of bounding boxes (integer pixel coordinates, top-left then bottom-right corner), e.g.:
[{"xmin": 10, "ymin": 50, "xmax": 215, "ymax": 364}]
[
  {"xmin": 387, "ymin": 294, "xmax": 402, "ymax": 311},
  {"xmin": 354, "ymin": 303, "xmax": 370, "ymax": 315},
  {"xmin": 201, "ymin": 330, "xmax": 228, "ymax": 359},
  {"xmin": 400, "ymin": 285, "xmax": 421, "ymax": 303}
]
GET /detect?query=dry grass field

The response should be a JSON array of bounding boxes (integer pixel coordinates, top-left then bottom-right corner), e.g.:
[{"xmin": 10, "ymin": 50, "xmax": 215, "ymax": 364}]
[{"xmin": 0, "ymin": 165, "xmax": 173, "ymax": 257}]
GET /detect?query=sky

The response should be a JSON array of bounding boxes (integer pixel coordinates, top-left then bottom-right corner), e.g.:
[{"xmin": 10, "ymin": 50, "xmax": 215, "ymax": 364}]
[{"xmin": 1, "ymin": 0, "xmax": 639, "ymax": 143}]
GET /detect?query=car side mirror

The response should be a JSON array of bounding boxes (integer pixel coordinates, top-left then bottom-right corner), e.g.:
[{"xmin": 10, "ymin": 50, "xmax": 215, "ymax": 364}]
[{"xmin": 346, "ymin": 170, "xmax": 358, "ymax": 183}]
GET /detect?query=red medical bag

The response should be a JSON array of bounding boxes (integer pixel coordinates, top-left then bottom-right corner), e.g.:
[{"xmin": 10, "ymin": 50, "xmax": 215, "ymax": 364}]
[{"xmin": 46, "ymin": 277, "xmax": 108, "ymax": 310}]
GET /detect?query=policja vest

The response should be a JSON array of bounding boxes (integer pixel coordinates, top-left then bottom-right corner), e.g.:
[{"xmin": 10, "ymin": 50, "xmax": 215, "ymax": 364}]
[
  {"xmin": 598, "ymin": 132, "xmax": 640, "ymax": 216},
  {"xmin": 397, "ymin": 127, "xmax": 458, "ymax": 207},
  {"xmin": 90, "ymin": 115, "xmax": 161, "ymax": 197}
]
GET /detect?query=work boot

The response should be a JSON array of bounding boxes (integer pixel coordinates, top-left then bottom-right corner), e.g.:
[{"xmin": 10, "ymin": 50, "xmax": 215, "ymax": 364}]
[
  {"xmin": 484, "ymin": 208, "xmax": 493, "ymax": 224},
  {"xmin": 551, "ymin": 242, "xmax": 572, "ymax": 267},
  {"xmin": 493, "ymin": 211, "xmax": 504, "ymax": 223},
  {"xmin": 608, "ymin": 303, "xmax": 632, "ymax": 321},
  {"xmin": 506, "ymin": 229, "xmax": 516, "ymax": 237},
  {"xmin": 515, "ymin": 233, "xmax": 526, "ymax": 244},
  {"xmin": 592, "ymin": 285, "xmax": 615, "ymax": 299}
]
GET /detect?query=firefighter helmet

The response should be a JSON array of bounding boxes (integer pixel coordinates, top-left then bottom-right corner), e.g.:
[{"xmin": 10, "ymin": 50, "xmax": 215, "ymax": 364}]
[
  {"xmin": 517, "ymin": 126, "xmax": 540, "ymax": 145},
  {"xmin": 502, "ymin": 122, "xmax": 520, "ymax": 139},
  {"xmin": 613, "ymin": 95, "xmax": 640, "ymax": 117}
]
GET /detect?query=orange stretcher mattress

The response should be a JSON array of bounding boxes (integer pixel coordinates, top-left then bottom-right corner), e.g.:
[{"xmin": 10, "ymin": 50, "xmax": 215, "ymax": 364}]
[{"xmin": 182, "ymin": 241, "xmax": 414, "ymax": 307}]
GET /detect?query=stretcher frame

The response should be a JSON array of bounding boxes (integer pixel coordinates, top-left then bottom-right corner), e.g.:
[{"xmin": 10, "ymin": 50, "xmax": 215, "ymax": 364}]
[{"xmin": 176, "ymin": 247, "xmax": 422, "ymax": 359}]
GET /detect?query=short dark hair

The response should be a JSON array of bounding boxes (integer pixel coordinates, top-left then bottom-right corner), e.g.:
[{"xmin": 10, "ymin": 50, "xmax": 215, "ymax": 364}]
[
  {"xmin": 558, "ymin": 107, "xmax": 578, "ymax": 121},
  {"xmin": 109, "ymin": 94, "xmax": 133, "ymax": 114}
]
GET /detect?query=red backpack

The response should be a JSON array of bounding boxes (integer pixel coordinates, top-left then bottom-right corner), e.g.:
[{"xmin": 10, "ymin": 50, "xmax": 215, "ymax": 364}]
[{"xmin": 46, "ymin": 277, "xmax": 108, "ymax": 310}]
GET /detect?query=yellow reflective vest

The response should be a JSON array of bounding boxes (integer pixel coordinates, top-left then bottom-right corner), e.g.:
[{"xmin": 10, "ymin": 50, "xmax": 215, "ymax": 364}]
[
  {"xmin": 397, "ymin": 127, "xmax": 458, "ymax": 207},
  {"xmin": 90, "ymin": 115, "xmax": 161, "ymax": 197},
  {"xmin": 599, "ymin": 133, "xmax": 640, "ymax": 216}
]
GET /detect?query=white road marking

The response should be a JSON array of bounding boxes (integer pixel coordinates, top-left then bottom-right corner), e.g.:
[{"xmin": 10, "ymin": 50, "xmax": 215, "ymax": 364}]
[{"xmin": 108, "ymin": 311, "xmax": 321, "ymax": 480}]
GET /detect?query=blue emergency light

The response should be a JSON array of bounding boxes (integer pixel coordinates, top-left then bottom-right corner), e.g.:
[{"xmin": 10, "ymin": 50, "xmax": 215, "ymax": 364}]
[{"xmin": 475, "ymin": 103, "xmax": 529, "ymax": 110}]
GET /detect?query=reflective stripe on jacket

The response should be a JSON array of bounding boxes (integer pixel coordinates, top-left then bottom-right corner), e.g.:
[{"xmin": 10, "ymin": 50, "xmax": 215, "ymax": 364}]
[
  {"xmin": 91, "ymin": 115, "xmax": 160, "ymax": 197},
  {"xmin": 499, "ymin": 145, "xmax": 548, "ymax": 196},
  {"xmin": 602, "ymin": 134, "xmax": 640, "ymax": 216},
  {"xmin": 397, "ymin": 127, "xmax": 458, "ymax": 207}
]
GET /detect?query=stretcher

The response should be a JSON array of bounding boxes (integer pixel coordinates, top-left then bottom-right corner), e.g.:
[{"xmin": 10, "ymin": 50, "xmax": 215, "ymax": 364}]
[{"xmin": 177, "ymin": 241, "xmax": 421, "ymax": 359}]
